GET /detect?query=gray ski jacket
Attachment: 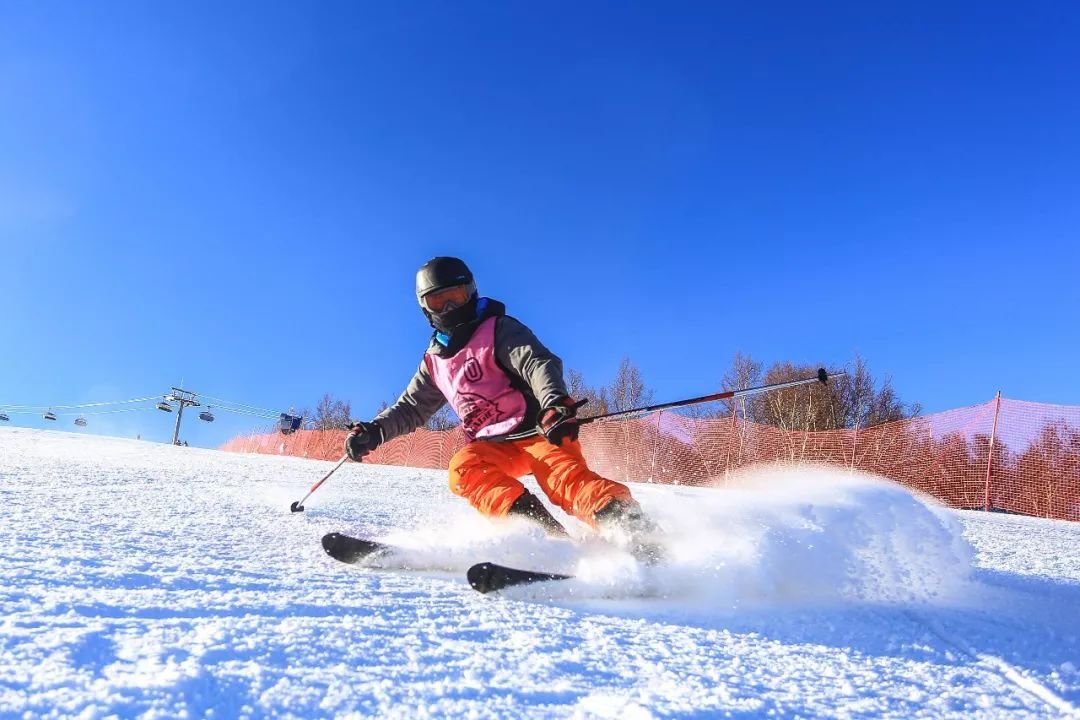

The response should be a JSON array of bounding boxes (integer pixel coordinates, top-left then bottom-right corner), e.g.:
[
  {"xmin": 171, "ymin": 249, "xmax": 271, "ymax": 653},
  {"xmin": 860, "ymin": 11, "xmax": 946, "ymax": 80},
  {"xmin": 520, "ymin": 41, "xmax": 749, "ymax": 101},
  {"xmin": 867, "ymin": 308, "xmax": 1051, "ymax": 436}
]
[{"xmin": 373, "ymin": 298, "xmax": 568, "ymax": 442}]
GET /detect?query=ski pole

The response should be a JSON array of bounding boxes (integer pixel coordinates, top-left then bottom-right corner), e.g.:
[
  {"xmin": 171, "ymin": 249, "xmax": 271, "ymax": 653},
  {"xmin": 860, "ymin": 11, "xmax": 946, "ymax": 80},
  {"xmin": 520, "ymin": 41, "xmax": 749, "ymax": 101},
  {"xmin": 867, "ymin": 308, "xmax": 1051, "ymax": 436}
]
[
  {"xmin": 290, "ymin": 454, "xmax": 349, "ymax": 513},
  {"xmin": 580, "ymin": 367, "xmax": 846, "ymax": 425}
]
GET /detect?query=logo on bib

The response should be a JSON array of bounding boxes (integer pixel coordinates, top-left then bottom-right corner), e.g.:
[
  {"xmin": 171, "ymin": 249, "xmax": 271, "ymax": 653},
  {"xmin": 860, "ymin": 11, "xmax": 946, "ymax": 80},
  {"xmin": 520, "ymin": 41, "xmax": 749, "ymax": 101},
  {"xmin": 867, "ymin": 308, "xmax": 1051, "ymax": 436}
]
[
  {"xmin": 458, "ymin": 392, "xmax": 500, "ymax": 438},
  {"xmin": 463, "ymin": 357, "xmax": 484, "ymax": 383}
]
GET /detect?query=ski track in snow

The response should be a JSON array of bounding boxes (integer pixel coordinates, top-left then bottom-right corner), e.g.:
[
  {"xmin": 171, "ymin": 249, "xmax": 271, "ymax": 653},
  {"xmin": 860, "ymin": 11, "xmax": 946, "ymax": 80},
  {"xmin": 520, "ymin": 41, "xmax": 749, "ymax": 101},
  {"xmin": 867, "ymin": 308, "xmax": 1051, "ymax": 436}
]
[{"xmin": 1, "ymin": 427, "xmax": 1078, "ymax": 719}]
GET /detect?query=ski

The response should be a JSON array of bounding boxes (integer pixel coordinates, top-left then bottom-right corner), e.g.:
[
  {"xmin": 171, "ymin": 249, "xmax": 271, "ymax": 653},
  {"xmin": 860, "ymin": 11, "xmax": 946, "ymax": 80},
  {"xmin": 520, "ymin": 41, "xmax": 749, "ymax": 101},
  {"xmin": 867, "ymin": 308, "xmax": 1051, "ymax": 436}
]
[
  {"xmin": 466, "ymin": 561, "xmax": 574, "ymax": 594},
  {"xmin": 323, "ymin": 536, "xmax": 574, "ymax": 593},
  {"xmin": 321, "ymin": 532, "xmax": 390, "ymax": 564}
]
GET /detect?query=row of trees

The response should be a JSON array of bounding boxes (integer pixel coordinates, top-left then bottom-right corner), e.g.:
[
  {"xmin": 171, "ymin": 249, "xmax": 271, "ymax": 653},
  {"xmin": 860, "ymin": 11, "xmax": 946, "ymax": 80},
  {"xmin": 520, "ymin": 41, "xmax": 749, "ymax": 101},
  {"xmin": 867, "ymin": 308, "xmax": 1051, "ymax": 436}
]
[
  {"xmin": 569, "ymin": 352, "xmax": 918, "ymax": 431},
  {"xmin": 720, "ymin": 352, "xmax": 920, "ymax": 431},
  {"xmin": 567, "ymin": 358, "xmax": 655, "ymax": 419},
  {"xmin": 293, "ymin": 394, "xmax": 351, "ymax": 432},
  {"xmin": 295, "ymin": 392, "xmax": 457, "ymax": 432}
]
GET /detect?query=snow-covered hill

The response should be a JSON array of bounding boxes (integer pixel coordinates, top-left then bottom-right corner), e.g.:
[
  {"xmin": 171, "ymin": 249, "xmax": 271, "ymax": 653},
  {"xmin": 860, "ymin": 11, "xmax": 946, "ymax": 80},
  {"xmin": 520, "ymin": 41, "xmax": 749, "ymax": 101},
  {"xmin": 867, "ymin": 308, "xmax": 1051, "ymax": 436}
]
[{"xmin": 2, "ymin": 427, "xmax": 1078, "ymax": 718}]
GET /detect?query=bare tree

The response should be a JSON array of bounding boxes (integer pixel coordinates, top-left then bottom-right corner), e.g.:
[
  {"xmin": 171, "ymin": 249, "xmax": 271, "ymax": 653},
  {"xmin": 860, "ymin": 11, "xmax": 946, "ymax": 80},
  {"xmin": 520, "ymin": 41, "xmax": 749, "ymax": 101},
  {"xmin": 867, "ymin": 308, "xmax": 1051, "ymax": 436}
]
[
  {"xmin": 1013, "ymin": 422, "xmax": 1080, "ymax": 518},
  {"xmin": 566, "ymin": 367, "xmax": 611, "ymax": 418},
  {"xmin": 313, "ymin": 393, "xmax": 352, "ymax": 430},
  {"xmin": 757, "ymin": 360, "xmax": 834, "ymax": 431},
  {"xmin": 719, "ymin": 350, "xmax": 763, "ymax": 419},
  {"xmin": 293, "ymin": 407, "xmax": 314, "ymax": 430},
  {"xmin": 830, "ymin": 354, "xmax": 919, "ymax": 429},
  {"xmin": 718, "ymin": 353, "xmax": 918, "ymax": 431},
  {"xmin": 425, "ymin": 403, "xmax": 460, "ymax": 431},
  {"xmin": 606, "ymin": 357, "xmax": 654, "ymax": 413},
  {"xmin": 566, "ymin": 368, "xmax": 589, "ymax": 402}
]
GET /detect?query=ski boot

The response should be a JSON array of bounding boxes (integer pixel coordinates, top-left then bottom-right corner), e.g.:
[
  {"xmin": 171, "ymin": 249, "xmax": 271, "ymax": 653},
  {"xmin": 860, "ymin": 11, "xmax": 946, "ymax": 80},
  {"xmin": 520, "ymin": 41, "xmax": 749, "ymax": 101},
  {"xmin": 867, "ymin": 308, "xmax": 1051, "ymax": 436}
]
[
  {"xmin": 508, "ymin": 491, "xmax": 569, "ymax": 538},
  {"xmin": 595, "ymin": 498, "xmax": 665, "ymax": 565}
]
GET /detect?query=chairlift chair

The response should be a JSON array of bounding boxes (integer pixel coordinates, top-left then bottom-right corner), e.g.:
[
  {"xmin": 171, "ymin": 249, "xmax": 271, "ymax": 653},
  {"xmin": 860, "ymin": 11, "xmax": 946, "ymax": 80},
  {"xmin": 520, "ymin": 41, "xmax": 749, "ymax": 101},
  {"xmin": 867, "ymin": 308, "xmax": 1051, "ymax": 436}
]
[
  {"xmin": 74, "ymin": 417, "xmax": 87, "ymax": 427},
  {"xmin": 43, "ymin": 410, "xmax": 57, "ymax": 421},
  {"xmin": 279, "ymin": 413, "xmax": 302, "ymax": 435},
  {"xmin": 199, "ymin": 410, "xmax": 215, "ymax": 422},
  {"xmin": 0, "ymin": 413, "xmax": 9, "ymax": 422},
  {"xmin": 156, "ymin": 400, "xmax": 173, "ymax": 412}
]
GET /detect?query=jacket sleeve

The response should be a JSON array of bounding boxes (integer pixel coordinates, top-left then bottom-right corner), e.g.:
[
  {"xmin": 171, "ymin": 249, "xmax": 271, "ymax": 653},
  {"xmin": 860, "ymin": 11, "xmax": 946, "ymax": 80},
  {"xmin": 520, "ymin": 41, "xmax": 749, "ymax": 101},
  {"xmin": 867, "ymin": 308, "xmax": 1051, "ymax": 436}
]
[
  {"xmin": 373, "ymin": 358, "xmax": 448, "ymax": 442},
  {"xmin": 495, "ymin": 316, "xmax": 569, "ymax": 410}
]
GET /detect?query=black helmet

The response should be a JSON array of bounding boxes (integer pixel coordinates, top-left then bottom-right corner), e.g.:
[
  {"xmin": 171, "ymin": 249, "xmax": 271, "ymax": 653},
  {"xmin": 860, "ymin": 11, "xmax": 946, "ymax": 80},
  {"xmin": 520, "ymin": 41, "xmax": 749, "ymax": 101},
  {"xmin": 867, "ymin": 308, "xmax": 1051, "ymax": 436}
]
[
  {"xmin": 415, "ymin": 256, "xmax": 474, "ymax": 302},
  {"xmin": 415, "ymin": 256, "xmax": 478, "ymax": 332}
]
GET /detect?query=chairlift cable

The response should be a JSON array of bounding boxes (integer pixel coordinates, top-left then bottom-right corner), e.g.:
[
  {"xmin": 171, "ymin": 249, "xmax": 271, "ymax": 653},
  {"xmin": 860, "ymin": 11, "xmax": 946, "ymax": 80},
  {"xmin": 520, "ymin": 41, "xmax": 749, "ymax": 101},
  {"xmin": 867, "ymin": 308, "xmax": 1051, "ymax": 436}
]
[
  {"xmin": 0, "ymin": 395, "xmax": 160, "ymax": 411},
  {"xmin": 207, "ymin": 406, "xmax": 279, "ymax": 419},
  {"xmin": 1, "ymin": 392, "xmax": 291, "ymax": 422},
  {"xmin": 199, "ymin": 394, "xmax": 282, "ymax": 417},
  {"xmin": 0, "ymin": 406, "xmax": 158, "ymax": 417},
  {"xmin": 207, "ymin": 403, "xmax": 279, "ymax": 417},
  {"xmin": 1, "ymin": 407, "xmax": 137, "ymax": 416}
]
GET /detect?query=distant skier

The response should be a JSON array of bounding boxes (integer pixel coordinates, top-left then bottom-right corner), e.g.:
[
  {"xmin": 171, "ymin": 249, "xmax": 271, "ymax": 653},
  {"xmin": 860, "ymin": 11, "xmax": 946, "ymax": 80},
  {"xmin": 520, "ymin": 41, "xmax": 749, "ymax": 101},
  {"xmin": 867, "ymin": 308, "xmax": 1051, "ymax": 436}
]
[{"xmin": 345, "ymin": 257, "xmax": 661, "ymax": 561}]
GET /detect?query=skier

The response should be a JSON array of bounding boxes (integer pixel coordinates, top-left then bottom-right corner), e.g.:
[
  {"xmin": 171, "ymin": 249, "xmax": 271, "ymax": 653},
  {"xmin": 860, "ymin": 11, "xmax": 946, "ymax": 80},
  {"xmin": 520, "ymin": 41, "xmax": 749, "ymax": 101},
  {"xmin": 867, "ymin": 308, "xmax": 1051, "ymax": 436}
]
[{"xmin": 345, "ymin": 256, "xmax": 662, "ymax": 561}]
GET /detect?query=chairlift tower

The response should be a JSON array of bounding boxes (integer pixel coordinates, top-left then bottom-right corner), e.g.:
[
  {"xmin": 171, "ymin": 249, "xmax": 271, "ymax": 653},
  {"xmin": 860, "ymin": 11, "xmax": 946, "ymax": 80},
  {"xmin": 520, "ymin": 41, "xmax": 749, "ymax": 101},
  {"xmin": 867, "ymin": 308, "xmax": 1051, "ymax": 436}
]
[{"xmin": 166, "ymin": 387, "xmax": 200, "ymax": 445}]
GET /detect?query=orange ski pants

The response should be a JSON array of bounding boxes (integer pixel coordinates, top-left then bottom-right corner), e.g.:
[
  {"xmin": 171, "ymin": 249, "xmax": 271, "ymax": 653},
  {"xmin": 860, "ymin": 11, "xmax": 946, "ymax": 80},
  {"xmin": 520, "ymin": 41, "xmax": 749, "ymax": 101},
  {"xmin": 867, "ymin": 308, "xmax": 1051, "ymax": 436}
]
[{"xmin": 447, "ymin": 436, "xmax": 631, "ymax": 526}]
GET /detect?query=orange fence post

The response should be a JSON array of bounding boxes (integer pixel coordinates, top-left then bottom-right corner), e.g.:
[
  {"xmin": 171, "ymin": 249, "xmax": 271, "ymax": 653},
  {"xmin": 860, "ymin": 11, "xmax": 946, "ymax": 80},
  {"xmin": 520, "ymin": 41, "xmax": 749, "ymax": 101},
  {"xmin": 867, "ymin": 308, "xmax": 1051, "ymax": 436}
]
[
  {"xmin": 727, "ymin": 407, "xmax": 737, "ymax": 478},
  {"xmin": 851, "ymin": 419, "xmax": 860, "ymax": 470},
  {"xmin": 650, "ymin": 411, "xmax": 662, "ymax": 482},
  {"xmin": 984, "ymin": 390, "xmax": 1002, "ymax": 512}
]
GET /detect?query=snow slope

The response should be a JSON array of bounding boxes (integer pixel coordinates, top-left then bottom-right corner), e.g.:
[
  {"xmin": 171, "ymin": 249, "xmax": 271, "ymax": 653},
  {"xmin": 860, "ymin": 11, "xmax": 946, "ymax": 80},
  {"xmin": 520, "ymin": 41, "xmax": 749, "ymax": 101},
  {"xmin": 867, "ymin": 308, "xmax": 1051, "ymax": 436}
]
[{"xmin": 2, "ymin": 427, "xmax": 1078, "ymax": 719}]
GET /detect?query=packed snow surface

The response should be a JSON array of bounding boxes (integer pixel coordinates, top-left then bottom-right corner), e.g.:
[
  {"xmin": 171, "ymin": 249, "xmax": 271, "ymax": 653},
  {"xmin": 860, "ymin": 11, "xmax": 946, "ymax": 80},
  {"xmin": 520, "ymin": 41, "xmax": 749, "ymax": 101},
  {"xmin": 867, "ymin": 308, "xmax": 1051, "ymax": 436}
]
[{"xmin": 2, "ymin": 427, "xmax": 1078, "ymax": 718}]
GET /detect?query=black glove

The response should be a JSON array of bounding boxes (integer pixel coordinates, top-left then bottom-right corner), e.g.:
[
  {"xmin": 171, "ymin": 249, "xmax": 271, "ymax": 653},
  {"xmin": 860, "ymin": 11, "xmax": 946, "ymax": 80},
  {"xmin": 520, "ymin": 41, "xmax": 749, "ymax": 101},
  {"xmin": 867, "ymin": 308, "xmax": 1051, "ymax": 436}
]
[
  {"xmin": 538, "ymin": 397, "xmax": 584, "ymax": 446},
  {"xmin": 345, "ymin": 421, "xmax": 382, "ymax": 461}
]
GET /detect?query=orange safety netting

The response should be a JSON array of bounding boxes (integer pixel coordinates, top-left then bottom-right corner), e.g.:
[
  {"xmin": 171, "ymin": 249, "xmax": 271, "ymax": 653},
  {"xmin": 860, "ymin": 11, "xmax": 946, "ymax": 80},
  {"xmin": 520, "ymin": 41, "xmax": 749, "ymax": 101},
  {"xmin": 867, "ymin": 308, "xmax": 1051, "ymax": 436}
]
[{"xmin": 219, "ymin": 396, "xmax": 1080, "ymax": 521}]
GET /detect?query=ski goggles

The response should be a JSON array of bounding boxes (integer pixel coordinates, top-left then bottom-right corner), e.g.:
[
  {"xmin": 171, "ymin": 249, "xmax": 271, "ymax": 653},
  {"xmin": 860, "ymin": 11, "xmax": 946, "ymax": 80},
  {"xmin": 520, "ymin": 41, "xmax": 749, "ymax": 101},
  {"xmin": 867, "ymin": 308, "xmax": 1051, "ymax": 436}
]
[{"xmin": 420, "ymin": 282, "xmax": 475, "ymax": 314}]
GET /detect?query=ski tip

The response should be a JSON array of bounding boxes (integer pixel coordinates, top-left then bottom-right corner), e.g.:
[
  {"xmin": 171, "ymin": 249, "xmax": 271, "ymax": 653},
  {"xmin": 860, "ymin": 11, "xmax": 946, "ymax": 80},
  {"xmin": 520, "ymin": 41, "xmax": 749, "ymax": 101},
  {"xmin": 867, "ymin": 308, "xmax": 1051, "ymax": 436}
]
[
  {"xmin": 317, "ymin": 533, "xmax": 334, "ymax": 557},
  {"xmin": 320, "ymin": 532, "xmax": 340, "ymax": 555},
  {"xmin": 467, "ymin": 562, "xmax": 498, "ymax": 594},
  {"xmin": 466, "ymin": 561, "xmax": 574, "ymax": 594},
  {"xmin": 321, "ymin": 533, "xmax": 386, "ymax": 564}
]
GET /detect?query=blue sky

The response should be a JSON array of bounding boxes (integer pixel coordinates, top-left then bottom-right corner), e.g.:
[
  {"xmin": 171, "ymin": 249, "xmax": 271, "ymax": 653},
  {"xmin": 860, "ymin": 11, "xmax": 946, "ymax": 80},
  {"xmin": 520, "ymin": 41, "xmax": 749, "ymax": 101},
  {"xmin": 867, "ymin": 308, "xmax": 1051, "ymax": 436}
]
[{"xmin": 2, "ymin": 1, "xmax": 1078, "ymax": 447}]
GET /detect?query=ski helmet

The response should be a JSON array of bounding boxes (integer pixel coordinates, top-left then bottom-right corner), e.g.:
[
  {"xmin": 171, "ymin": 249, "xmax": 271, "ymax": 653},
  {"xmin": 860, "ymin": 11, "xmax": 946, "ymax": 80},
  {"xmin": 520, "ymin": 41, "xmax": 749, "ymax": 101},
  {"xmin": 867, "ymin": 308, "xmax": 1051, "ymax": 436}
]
[
  {"xmin": 415, "ymin": 256, "xmax": 474, "ymax": 301},
  {"xmin": 415, "ymin": 256, "xmax": 478, "ymax": 332}
]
